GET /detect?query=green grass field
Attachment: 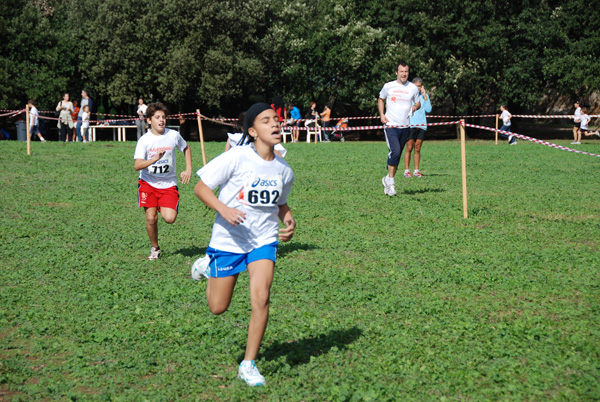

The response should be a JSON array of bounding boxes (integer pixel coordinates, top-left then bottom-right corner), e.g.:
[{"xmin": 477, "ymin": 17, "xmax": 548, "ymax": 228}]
[{"xmin": 1, "ymin": 138, "xmax": 599, "ymax": 401}]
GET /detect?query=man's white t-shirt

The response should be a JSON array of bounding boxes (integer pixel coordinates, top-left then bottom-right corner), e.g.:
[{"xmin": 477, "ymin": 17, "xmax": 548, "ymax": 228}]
[
  {"xmin": 29, "ymin": 106, "xmax": 39, "ymax": 126},
  {"xmin": 379, "ymin": 80, "xmax": 420, "ymax": 126},
  {"xmin": 137, "ymin": 104, "xmax": 148, "ymax": 118},
  {"xmin": 574, "ymin": 107, "xmax": 582, "ymax": 123},
  {"xmin": 134, "ymin": 128, "xmax": 188, "ymax": 189},
  {"xmin": 501, "ymin": 110, "xmax": 512, "ymax": 126},
  {"xmin": 197, "ymin": 145, "xmax": 294, "ymax": 254},
  {"xmin": 227, "ymin": 132, "xmax": 287, "ymax": 158}
]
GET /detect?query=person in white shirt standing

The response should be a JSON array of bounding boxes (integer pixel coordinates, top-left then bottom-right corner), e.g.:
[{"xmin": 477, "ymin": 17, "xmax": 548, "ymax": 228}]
[
  {"xmin": 572, "ymin": 100, "xmax": 582, "ymax": 145},
  {"xmin": 378, "ymin": 61, "xmax": 421, "ymax": 196},
  {"xmin": 134, "ymin": 102, "xmax": 192, "ymax": 260},
  {"xmin": 500, "ymin": 105, "xmax": 517, "ymax": 145},
  {"xmin": 26, "ymin": 99, "xmax": 46, "ymax": 142},
  {"xmin": 136, "ymin": 97, "xmax": 148, "ymax": 140}
]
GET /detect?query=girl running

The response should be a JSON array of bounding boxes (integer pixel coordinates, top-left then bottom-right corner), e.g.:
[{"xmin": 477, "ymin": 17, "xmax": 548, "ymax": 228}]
[{"xmin": 192, "ymin": 102, "xmax": 296, "ymax": 387}]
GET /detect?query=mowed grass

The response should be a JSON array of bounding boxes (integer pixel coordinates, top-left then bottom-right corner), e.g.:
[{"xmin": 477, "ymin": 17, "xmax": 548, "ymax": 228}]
[{"xmin": 1, "ymin": 138, "xmax": 599, "ymax": 401}]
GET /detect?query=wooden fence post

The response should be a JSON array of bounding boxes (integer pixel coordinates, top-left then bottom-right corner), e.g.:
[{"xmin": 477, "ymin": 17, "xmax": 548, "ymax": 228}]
[
  {"xmin": 460, "ymin": 119, "xmax": 468, "ymax": 219},
  {"xmin": 196, "ymin": 109, "xmax": 207, "ymax": 166}
]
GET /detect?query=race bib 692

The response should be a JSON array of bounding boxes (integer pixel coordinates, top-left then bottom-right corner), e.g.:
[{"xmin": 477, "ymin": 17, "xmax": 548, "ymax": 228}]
[{"xmin": 243, "ymin": 175, "xmax": 283, "ymax": 207}]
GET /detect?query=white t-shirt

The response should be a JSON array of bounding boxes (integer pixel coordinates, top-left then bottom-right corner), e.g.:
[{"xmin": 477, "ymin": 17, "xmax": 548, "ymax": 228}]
[
  {"xmin": 78, "ymin": 98, "xmax": 89, "ymax": 117},
  {"xmin": 29, "ymin": 106, "xmax": 39, "ymax": 126},
  {"xmin": 197, "ymin": 145, "xmax": 294, "ymax": 254},
  {"xmin": 580, "ymin": 114, "xmax": 590, "ymax": 130},
  {"xmin": 574, "ymin": 107, "xmax": 582, "ymax": 123},
  {"xmin": 137, "ymin": 104, "xmax": 148, "ymax": 118},
  {"xmin": 379, "ymin": 80, "xmax": 420, "ymax": 126},
  {"xmin": 501, "ymin": 110, "xmax": 512, "ymax": 126},
  {"xmin": 82, "ymin": 111, "xmax": 90, "ymax": 128},
  {"xmin": 134, "ymin": 128, "xmax": 188, "ymax": 189},
  {"xmin": 227, "ymin": 132, "xmax": 287, "ymax": 158}
]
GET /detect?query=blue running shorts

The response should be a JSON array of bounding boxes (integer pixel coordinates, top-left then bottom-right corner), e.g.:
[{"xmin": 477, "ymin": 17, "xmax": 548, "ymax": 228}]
[{"xmin": 206, "ymin": 241, "xmax": 278, "ymax": 278}]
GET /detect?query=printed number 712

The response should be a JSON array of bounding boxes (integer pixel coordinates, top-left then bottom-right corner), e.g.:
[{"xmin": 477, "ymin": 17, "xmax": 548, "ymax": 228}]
[{"xmin": 151, "ymin": 165, "xmax": 169, "ymax": 174}]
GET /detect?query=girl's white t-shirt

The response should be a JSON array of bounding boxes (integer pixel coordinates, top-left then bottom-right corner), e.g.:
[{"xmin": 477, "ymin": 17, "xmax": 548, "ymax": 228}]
[
  {"xmin": 82, "ymin": 111, "xmax": 90, "ymax": 128},
  {"xmin": 501, "ymin": 110, "xmax": 511, "ymax": 126},
  {"xmin": 133, "ymin": 128, "xmax": 188, "ymax": 189},
  {"xmin": 197, "ymin": 145, "xmax": 294, "ymax": 254}
]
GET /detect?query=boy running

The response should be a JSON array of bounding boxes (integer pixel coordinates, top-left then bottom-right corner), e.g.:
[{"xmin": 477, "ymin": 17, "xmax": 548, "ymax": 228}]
[
  {"xmin": 26, "ymin": 99, "xmax": 46, "ymax": 142},
  {"xmin": 134, "ymin": 102, "xmax": 192, "ymax": 260}
]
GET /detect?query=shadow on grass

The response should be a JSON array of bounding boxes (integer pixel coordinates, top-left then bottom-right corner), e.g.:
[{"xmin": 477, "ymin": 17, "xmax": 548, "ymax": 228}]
[
  {"xmin": 174, "ymin": 246, "xmax": 208, "ymax": 257},
  {"xmin": 277, "ymin": 242, "xmax": 319, "ymax": 258},
  {"xmin": 259, "ymin": 326, "xmax": 362, "ymax": 368},
  {"xmin": 402, "ymin": 188, "xmax": 445, "ymax": 195}
]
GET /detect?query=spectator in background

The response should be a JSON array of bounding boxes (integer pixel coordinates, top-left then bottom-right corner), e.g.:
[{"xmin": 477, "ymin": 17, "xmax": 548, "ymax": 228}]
[
  {"xmin": 71, "ymin": 100, "xmax": 79, "ymax": 142},
  {"xmin": 405, "ymin": 77, "xmax": 432, "ymax": 177},
  {"xmin": 271, "ymin": 95, "xmax": 286, "ymax": 122},
  {"xmin": 304, "ymin": 101, "xmax": 319, "ymax": 127},
  {"xmin": 76, "ymin": 90, "xmax": 93, "ymax": 142},
  {"xmin": 136, "ymin": 97, "xmax": 148, "ymax": 139},
  {"xmin": 81, "ymin": 104, "xmax": 90, "ymax": 143},
  {"xmin": 27, "ymin": 99, "xmax": 46, "ymax": 142},
  {"xmin": 287, "ymin": 103, "xmax": 302, "ymax": 143},
  {"xmin": 56, "ymin": 92, "xmax": 74, "ymax": 142},
  {"xmin": 572, "ymin": 100, "xmax": 582, "ymax": 145},
  {"xmin": 320, "ymin": 104, "xmax": 333, "ymax": 141}
]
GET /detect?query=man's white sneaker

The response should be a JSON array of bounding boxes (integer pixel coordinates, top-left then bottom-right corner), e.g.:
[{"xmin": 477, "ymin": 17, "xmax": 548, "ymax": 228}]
[
  {"xmin": 147, "ymin": 247, "xmax": 161, "ymax": 260},
  {"xmin": 191, "ymin": 255, "xmax": 210, "ymax": 281},
  {"xmin": 387, "ymin": 182, "xmax": 396, "ymax": 196},
  {"xmin": 382, "ymin": 177, "xmax": 396, "ymax": 196},
  {"xmin": 510, "ymin": 141, "xmax": 517, "ymax": 145},
  {"xmin": 238, "ymin": 360, "xmax": 266, "ymax": 386}
]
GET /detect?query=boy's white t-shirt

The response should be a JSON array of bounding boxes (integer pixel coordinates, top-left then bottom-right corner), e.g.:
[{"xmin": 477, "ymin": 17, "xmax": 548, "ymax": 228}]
[
  {"xmin": 82, "ymin": 111, "xmax": 90, "ymax": 128},
  {"xmin": 197, "ymin": 145, "xmax": 294, "ymax": 254},
  {"xmin": 379, "ymin": 80, "xmax": 420, "ymax": 126},
  {"xmin": 134, "ymin": 128, "xmax": 188, "ymax": 189},
  {"xmin": 580, "ymin": 114, "xmax": 590, "ymax": 130},
  {"xmin": 29, "ymin": 106, "xmax": 39, "ymax": 126},
  {"xmin": 227, "ymin": 132, "xmax": 287, "ymax": 158},
  {"xmin": 501, "ymin": 110, "xmax": 512, "ymax": 126}
]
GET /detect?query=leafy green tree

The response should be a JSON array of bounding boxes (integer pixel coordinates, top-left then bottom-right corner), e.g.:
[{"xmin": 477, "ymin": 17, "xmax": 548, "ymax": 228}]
[{"xmin": 0, "ymin": 0, "xmax": 77, "ymax": 110}]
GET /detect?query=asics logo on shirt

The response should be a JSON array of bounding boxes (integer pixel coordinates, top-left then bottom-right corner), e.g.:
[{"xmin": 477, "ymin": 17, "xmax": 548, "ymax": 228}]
[{"xmin": 251, "ymin": 178, "xmax": 278, "ymax": 187}]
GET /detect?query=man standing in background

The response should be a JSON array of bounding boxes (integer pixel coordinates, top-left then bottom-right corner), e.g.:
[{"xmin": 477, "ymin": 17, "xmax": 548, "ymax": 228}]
[{"xmin": 76, "ymin": 90, "xmax": 93, "ymax": 142}]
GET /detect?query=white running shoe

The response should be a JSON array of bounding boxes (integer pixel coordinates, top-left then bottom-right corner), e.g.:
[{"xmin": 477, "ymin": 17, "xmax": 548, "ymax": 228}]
[
  {"xmin": 382, "ymin": 176, "xmax": 396, "ymax": 196},
  {"xmin": 191, "ymin": 255, "xmax": 210, "ymax": 281},
  {"xmin": 595, "ymin": 131, "xmax": 600, "ymax": 138},
  {"xmin": 238, "ymin": 361, "xmax": 266, "ymax": 386},
  {"xmin": 147, "ymin": 247, "xmax": 161, "ymax": 260},
  {"xmin": 510, "ymin": 141, "xmax": 517, "ymax": 145}
]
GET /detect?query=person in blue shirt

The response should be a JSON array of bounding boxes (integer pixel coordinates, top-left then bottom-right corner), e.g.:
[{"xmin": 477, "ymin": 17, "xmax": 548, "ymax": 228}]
[
  {"xmin": 404, "ymin": 77, "xmax": 432, "ymax": 177},
  {"xmin": 287, "ymin": 103, "xmax": 302, "ymax": 142}
]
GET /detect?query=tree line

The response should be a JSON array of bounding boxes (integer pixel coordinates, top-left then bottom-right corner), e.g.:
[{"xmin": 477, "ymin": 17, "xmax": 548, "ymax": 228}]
[{"xmin": 1, "ymin": 0, "xmax": 598, "ymax": 118}]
